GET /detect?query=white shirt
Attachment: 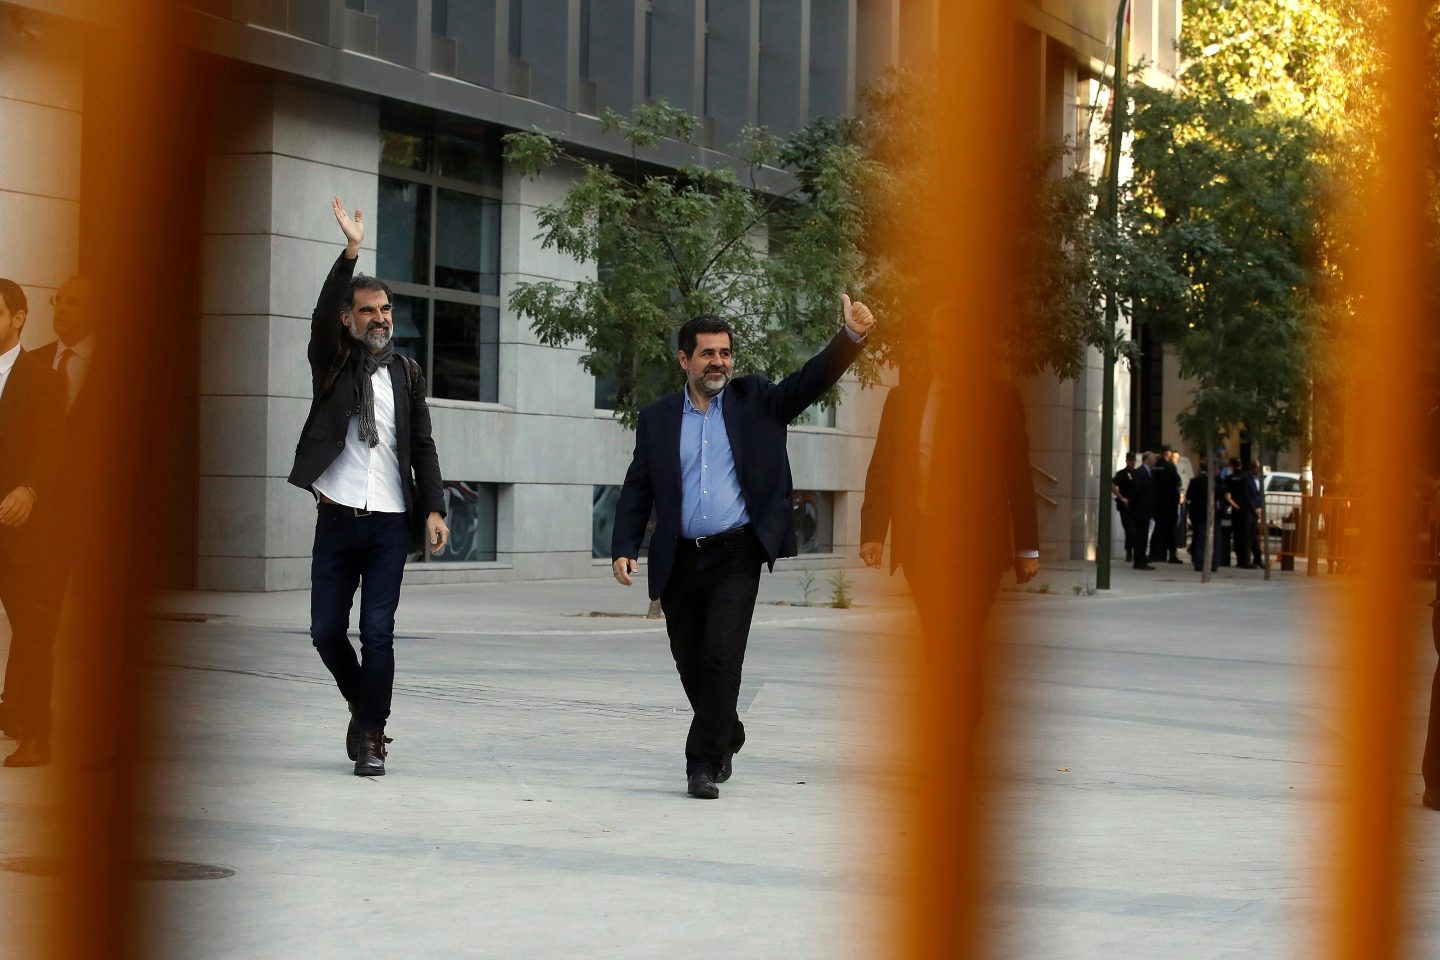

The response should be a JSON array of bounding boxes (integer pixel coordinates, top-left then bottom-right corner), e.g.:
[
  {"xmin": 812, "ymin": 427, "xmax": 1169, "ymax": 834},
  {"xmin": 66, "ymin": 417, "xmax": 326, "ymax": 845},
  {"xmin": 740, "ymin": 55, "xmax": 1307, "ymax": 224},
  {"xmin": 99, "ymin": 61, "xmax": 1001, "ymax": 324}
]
[
  {"xmin": 311, "ymin": 364, "xmax": 407, "ymax": 513},
  {"xmin": 0, "ymin": 343, "xmax": 19, "ymax": 400},
  {"xmin": 51, "ymin": 334, "xmax": 94, "ymax": 409}
]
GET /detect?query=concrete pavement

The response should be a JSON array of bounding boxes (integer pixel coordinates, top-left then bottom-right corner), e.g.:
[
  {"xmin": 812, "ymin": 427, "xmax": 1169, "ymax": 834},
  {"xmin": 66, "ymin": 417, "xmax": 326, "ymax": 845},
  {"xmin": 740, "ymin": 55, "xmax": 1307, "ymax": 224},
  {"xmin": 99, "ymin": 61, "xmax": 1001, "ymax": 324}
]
[{"xmin": 2, "ymin": 558, "xmax": 1440, "ymax": 958}]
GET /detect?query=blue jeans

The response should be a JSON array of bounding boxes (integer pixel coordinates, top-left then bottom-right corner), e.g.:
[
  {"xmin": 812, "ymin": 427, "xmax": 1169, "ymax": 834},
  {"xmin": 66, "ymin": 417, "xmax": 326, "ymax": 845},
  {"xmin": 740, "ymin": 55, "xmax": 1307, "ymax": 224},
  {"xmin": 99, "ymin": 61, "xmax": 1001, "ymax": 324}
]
[{"xmin": 309, "ymin": 508, "xmax": 410, "ymax": 731}]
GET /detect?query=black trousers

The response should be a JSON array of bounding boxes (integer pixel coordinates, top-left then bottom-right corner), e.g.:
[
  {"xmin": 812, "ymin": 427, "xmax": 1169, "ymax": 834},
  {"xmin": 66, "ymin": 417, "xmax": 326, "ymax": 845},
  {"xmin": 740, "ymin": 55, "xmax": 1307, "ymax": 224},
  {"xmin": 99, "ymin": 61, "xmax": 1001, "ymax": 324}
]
[
  {"xmin": 1233, "ymin": 510, "xmax": 1256, "ymax": 567},
  {"xmin": 1116, "ymin": 503, "xmax": 1134, "ymax": 555},
  {"xmin": 309, "ymin": 508, "xmax": 410, "ymax": 731},
  {"xmin": 0, "ymin": 536, "xmax": 61, "ymax": 738},
  {"xmin": 1150, "ymin": 501, "xmax": 1179, "ymax": 560},
  {"xmin": 1131, "ymin": 509, "xmax": 1153, "ymax": 567},
  {"xmin": 660, "ymin": 529, "xmax": 764, "ymax": 774}
]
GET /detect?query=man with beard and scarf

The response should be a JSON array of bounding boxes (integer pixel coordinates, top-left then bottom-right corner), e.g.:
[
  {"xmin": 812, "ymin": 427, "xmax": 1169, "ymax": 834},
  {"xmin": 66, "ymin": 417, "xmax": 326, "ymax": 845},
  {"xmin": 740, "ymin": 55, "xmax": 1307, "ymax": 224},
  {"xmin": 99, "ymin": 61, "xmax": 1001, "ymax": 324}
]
[
  {"xmin": 611, "ymin": 302, "xmax": 873, "ymax": 799},
  {"xmin": 288, "ymin": 197, "xmax": 449, "ymax": 776}
]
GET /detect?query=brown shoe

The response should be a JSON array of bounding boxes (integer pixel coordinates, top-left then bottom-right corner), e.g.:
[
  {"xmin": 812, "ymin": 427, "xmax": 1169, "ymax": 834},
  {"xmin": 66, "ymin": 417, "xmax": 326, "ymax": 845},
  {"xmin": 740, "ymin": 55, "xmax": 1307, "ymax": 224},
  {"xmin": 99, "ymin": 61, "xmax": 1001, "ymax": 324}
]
[
  {"xmin": 354, "ymin": 729, "xmax": 390, "ymax": 777},
  {"xmin": 5, "ymin": 735, "xmax": 50, "ymax": 767}
]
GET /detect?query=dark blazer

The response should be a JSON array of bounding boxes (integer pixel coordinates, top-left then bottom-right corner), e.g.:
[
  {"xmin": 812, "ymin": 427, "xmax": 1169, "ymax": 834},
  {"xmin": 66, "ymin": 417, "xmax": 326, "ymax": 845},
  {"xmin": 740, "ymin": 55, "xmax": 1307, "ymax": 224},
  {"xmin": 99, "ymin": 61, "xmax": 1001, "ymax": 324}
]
[
  {"xmin": 1130, "ymin": 464, "xmax": 1157, "ymax": 517},
  {"xmin": 287, "ymin": 253, "xmax": 445, "ymax": 519},
  {"xmin": 1185, "ymin": 473, "xmax": 1209, "ymax": 522},
  {"xmin": 0, "ymin": 349, "xmax": 64, "ymax": 547},
  {"xmin": 860, "ymin": 374, "xmax": 1039, "ymax": 576},
  {"xmin": 612, "ymin": 328, "xmax": 864, "ymax": 600}
]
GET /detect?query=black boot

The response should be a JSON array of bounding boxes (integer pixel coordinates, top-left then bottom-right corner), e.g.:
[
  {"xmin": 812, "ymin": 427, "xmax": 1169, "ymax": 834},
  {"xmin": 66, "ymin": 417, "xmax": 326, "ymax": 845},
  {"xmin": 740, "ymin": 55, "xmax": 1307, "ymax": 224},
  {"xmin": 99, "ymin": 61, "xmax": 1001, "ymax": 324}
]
[
  {"xmin": 346, "ymin": 701, "xmax": 360, "ymax": 761},
  {"xmin": 354, "ymin": 729, "xmax": 389, "ymax": 777}
]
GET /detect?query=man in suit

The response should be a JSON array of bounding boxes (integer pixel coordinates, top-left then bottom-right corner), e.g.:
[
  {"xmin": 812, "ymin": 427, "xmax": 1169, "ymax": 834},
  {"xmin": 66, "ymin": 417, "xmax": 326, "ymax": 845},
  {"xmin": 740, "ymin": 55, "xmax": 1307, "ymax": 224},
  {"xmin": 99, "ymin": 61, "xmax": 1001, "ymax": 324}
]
[
  {"xmin": 1150, "ymin": 445, "xmax": 1183, "ymax": 564},
  {"xmin": 858, "ymin": 358, "xmax": 1040, "ymax": 732},
  {"xmin": 32, "ymin": 276, "xmax": 94, "ymax": 409},
  {"xmin": 611, "ymin": 297, "xmax": 874, "ymax": 799},
  {"xmin": 1185, "ymin": 461, "xmax": 1212, "ymax": 573},
  {"xmin": 0, "ymin": 279, "xmax": 64, "ymax": 766},
  {"xmin": 288, "ymin": 197, "xmax": 450, "ymax": 777},
  {"xmin": 1112, "ymin": 452, "xmax": 1137, "ymax": 563},
  {"xmin": 1130, "ymin": 453, "xmax": 1158, "ymax": 570}
]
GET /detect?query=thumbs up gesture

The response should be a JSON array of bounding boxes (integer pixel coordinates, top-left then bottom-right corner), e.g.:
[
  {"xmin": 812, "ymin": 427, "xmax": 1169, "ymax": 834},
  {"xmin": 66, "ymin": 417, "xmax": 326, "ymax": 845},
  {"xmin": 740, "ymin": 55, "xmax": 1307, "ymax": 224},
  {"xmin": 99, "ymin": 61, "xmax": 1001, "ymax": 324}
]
[{"xmin": 842, "ymin": 293, "xmax": 875, "ymax": 338}]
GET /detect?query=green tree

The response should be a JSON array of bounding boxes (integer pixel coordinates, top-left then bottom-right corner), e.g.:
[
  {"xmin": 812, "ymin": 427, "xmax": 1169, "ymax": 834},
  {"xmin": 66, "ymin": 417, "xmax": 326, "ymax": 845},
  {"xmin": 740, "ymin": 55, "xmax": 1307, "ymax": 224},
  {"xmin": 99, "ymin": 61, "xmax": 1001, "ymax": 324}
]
[
  {"xmin": 857, "ymin": 68, "xmax": 1115, "ymax": 381},
  {"xmin": 1119, "ymin": 79, "xmax": 1324, "ymax": 459},
  {"xmin": 503, "ymin": 101, "xmax": 881, "ymax": 425}
]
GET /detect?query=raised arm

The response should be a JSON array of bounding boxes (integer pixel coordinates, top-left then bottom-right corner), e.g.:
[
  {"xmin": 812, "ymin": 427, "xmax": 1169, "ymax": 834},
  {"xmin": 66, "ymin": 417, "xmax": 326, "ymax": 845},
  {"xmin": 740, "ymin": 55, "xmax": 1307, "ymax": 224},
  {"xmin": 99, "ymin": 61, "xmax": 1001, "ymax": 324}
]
[
  {"xmin": 764, "ymin": 293, "xmax": 873, "ymax": 424},
  {"xmin": 307, "ymin": 198, "xmax": 365, "ymax": 375}
]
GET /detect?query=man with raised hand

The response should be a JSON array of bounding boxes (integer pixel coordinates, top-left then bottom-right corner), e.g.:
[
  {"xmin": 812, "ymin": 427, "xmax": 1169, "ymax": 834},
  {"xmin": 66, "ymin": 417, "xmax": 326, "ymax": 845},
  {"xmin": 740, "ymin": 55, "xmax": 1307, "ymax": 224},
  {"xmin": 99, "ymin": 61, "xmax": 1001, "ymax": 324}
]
[
  {"xmin": 611, "ymin": 296, "xmax": 873, "ymax": 799},
  {"xmin": 288, "ymin": 198, "xmax": 449, "ymax": 777}
]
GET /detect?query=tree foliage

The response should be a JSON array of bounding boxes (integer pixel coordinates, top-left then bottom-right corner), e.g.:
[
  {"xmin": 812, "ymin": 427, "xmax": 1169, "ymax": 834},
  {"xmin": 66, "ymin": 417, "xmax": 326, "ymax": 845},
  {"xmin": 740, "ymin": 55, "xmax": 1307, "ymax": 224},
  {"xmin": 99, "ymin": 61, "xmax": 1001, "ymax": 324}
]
[
  {"xmin": 1120, "ymin": 81, "xmax": 1323, "ymax": 456},
  {"xmin": 857, "ymin": 68, "xmax": 1114, "ymax": 381},
  {"xmin": 503, "ymin": 102, "xmax": 881, "ymax": 426}
]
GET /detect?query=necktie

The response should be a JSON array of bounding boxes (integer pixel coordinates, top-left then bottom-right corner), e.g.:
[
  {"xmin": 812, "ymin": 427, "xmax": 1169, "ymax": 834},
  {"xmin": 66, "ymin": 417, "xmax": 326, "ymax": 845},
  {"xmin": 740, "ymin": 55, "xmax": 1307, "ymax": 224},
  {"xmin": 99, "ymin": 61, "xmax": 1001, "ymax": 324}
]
[{"xmin": 57, "ymin": 348, "xmax": 78, "ymax": 409}]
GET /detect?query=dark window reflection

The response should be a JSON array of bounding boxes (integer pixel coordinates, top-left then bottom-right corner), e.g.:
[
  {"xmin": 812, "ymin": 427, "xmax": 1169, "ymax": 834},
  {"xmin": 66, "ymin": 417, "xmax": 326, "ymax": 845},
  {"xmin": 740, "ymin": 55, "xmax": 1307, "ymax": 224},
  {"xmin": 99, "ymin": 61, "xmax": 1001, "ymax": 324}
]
[
  {"xmin": 381, "ymin": 129, "xmax": 429, "ymax": 171},
  {"xmin": 432, "ymin": 302, "xmax": 499, "ymax": 403},
  {"xmin": 378, "ymin": 177, "xmax": 429, "ymax": 284},
  {"xmin": 435, "ymin": 190, "xmax": 499, "ymax": 295},
  {"xmin": 436, "ymin": 133, "xmax": 502, "ymax": 188},
  {"xmin": 390, "ymin": 293, "xmax": 428, "ymax": 373}
]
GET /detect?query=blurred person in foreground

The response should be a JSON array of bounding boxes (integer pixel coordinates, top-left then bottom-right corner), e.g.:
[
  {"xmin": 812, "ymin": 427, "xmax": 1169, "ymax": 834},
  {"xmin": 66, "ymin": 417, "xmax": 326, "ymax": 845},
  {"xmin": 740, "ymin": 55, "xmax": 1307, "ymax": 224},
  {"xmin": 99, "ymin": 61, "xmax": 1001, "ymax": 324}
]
[{"xmin": 859, "ymin": 304, "xmax": 1039, "ymax": 733}]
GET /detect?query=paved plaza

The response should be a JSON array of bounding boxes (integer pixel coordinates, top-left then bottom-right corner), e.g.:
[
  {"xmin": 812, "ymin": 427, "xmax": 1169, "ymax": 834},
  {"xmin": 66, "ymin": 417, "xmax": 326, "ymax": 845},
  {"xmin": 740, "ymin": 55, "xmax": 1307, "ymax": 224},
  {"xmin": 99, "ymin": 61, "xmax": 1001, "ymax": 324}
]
[{"xmin": 2, "ymin": 559, "xmax": 1439, "ymax": 958}]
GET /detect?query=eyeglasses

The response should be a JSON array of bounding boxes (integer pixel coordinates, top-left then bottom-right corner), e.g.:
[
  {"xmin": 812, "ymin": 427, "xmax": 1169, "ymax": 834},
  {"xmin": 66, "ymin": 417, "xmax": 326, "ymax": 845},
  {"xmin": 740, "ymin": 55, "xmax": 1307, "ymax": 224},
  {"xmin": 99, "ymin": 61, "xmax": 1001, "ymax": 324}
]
[{"xmin": 49, "ymin": 295, "xmax": 82, "ymax": 307}]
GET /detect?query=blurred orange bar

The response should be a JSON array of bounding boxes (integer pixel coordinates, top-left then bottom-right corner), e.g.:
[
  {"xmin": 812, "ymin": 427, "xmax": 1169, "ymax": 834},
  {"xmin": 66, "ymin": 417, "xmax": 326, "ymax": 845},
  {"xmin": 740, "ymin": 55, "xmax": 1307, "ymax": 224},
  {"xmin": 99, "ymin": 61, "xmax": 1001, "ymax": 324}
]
[
  {"xmin": 1323, "ymin": 1, "xmax": 1434, "ymax": 958},
  {"xmin": 881, "ymin": 1, "xmax": 1029, "ymax": 957},
  {"xmin": 34, "ymin": 2, "xmax": 205, "ymax": 957}
]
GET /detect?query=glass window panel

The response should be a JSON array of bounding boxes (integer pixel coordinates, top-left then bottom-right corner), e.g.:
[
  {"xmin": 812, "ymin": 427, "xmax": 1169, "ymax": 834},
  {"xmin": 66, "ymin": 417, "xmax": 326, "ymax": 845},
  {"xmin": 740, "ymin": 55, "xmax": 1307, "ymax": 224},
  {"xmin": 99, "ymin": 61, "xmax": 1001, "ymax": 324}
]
[
  {"xmin": 480, "ymin": 306, "xmax": 499, "ymax": 403},
  {"xmin": 793, "ymin": 402, "xmax": 838, "ymax": 428},
  {"xmin": 435, "ymin": 189, "xmax": 499, "ymax": 294},
  {"xmin": 593, "ymin": 485, "xmax": 653, "ymax": 558},
  {"xmin": 377, "ymin": 177, "xmax": 430, "ymax": 285},
  {"xmin": 380, "ymin": 129, "xmax": 429, "ymax": 172},
  {"xmin": 389, "ymin": 293, "xmax": 429, "ymax": 375},
  {"xmin": 432, "ymin": 0, "xmax": 447, "ymax": 34},
  {"xmin": 433, "ymin": 481, "xmax": 498, "ymax": 562},
  {"xmin": 791, "ymin": 490, "xmax": 834, "ymax": 554},
  {"xmin": 436, "ymin": 133, "xmax": 502, "ymax": 189},
  {"xmin": 431, "ymin": 300, "xmax": 498, "ymax": 403}
]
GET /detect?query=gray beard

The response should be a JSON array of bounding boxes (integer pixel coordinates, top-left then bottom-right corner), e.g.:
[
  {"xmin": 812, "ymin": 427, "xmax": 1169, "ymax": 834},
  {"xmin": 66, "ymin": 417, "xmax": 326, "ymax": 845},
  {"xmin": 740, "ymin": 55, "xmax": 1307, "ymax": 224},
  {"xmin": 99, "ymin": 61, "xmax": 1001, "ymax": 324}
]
[
  {"xmin": 693, "ymin": 371, "xmax": 730, "ymax": 398},
  {"xmin": 349, "ymin": 324, "xmax": 392, "ymax": 351}
]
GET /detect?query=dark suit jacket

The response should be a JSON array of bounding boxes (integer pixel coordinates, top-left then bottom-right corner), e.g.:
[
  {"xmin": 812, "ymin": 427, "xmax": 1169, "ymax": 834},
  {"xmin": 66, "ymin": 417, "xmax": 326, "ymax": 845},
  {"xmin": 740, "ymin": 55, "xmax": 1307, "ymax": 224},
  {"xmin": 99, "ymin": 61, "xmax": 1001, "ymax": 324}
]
[
  {"xmin": 859, "ymin": 374, "xmax": 1039, "ymax": 576},
  {"xmin": 287, "ymin": 253, "xmax": 445, "ymax": 520},
  {"xmin": 0, "ymin": 349, "xmax": 64, "ymax": 550},
  {"xmin": 612, "ymin": 328, "xmax": 864, "ymax": 600},
  {"xmin": 1130, "ymin": 464, "xmax": 1157, "ymax": 517}
]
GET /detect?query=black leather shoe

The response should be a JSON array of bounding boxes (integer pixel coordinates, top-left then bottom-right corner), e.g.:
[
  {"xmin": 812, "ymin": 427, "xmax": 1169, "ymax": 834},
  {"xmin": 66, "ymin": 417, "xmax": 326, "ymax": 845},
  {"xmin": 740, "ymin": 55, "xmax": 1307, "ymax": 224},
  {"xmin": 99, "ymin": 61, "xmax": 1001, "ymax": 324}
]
[
  {"xmin": 354, "ymin": 730, "xmax": 390, "ymax": 777},
  {"xmin": 715, "ymin": 746, "xmax": 740, "ymax": 784},
  {"xmin": 1424, "ymin": 790, "xmax": 1440, "ymax": 811},
  {"xmin": 5, "ymin": 735, "xmax": 50, "ymax": 767},
  {"xmin": 1167, "ymin": 558, "xmax": 1183, "ymax": 564},
  {"xmin": 687, "ymin": 768, "xmax": 719, "ymax": 799},
  {"xmin": 346, "ymin": 701, "xmax": 360, "ymax": 761},
  {"xmin": 1135, "ymin": 564, "xmax": 1156, "ymax": 570}
]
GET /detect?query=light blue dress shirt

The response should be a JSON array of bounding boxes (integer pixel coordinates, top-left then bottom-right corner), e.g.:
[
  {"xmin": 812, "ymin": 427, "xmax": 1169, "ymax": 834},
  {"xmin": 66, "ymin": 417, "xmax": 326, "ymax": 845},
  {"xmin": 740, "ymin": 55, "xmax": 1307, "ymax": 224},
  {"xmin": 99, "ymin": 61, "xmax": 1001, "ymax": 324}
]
[{"xmin": 679, "ymin": 389, "xmax": 750, "ymax": 538}]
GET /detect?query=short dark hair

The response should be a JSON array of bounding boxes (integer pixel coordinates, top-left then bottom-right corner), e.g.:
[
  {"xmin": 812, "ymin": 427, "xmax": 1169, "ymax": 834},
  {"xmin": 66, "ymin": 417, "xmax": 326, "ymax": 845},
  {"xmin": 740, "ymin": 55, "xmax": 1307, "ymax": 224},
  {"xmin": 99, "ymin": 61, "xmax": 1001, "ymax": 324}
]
[
  {"xmin": 343, "ymin": 275, "xmax": 393, "ymax": 314},
  {"xmin": 676, "ymin": 314, "xmax": 733, "ymax": 357},
  {"xmin": 0, "ymin": 279, "xmax": 27, "ymax": 316},
  {"xmin": 1125, "ymin": 451, "xmax": 1136, "ymax": 459}
]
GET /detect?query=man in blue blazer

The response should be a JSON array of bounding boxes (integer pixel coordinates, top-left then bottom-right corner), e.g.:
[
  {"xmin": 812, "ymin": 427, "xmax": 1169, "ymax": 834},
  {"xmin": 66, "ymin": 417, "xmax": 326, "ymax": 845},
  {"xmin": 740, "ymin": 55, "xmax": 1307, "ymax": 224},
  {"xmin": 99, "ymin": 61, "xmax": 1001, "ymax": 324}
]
[{"xmin": 611, "ymin": 296, "xmax": 874, "ymax": 798}]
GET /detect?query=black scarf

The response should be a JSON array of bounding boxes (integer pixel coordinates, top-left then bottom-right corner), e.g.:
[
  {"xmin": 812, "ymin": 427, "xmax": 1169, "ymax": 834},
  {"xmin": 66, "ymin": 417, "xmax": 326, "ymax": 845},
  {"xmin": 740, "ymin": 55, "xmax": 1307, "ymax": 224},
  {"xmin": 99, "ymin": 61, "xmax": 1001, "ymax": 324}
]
[{"xmin": 355, "ymin": 341, "xmax": 396, "ymax": 448}]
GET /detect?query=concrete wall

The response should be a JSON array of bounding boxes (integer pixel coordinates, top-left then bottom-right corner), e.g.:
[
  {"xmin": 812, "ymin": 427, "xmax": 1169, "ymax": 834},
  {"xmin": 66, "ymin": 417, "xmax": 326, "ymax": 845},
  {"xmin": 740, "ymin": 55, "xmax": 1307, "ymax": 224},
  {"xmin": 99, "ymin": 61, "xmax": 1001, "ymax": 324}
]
[{"xmin": 1, "ymin": 3, "xmax": 83, "ymax": 346}]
